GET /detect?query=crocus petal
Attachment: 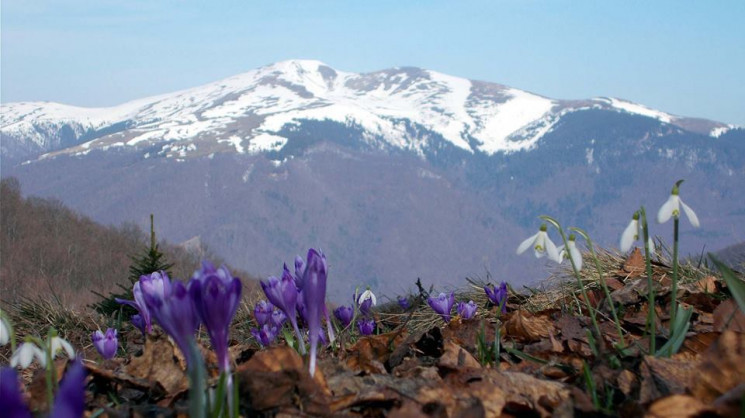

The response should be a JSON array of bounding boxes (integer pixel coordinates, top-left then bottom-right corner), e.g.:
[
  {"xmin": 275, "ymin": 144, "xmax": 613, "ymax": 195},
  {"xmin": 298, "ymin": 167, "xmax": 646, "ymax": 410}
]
[
  {"xmin": 680, "ymin": 201, "xmax": 700, "ymax": 228},
  {"xmin": 50, "ymin": 358, "xmax": 86, "ymax": 418},
  {"xmin": 516, "ymin": 232, "xmax": 539, "ymax": 255},
  {"xmin": 620, "ymin": 219, "xmax": 637, "ymax": 252},
  {"xmin": 657, "ymin": 194, "xmax": 678, "ymax": 224},
  {"xmin": 0, "ymin": 367, "xmax": 32, "ymax": 418},
  {"xmin": 301, "ymin": 249, "xmax": 327, "ymax": 377}
]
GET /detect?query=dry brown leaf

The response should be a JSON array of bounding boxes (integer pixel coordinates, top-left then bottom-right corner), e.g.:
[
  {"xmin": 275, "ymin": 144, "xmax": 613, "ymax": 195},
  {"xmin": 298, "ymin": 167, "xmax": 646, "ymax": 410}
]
[
  {"xmin": 713, "ymin": 299, "xmax": 745, "ymax": 333},
  {"xmin": 501, "ymin": 309, "xmax": 554, "ymax": 343},
  {"xmin": 645, "ymin": 394, "xmax": 710, "ymax": 418},
  {"xmin": 236, "ymin": 346, "xmax": 331, "ymax": 416},
  {"xmin": 125, "ymin": 335, "xmax": 188, "ymax": 397},
  {"xmin": 693, "ymin": 276, "xmax": 718, "ymax": 294},
  {"xmin": 623, "ymin": 248, "xmax": 645, "ymax": 276},
  {"xmin": 638, "ymin": 356, "xmax": 697, "ymax": 404},
  {"xmin": 437, "ymin": 341, "xmax": 481, "ymax": 370},
  {"xmin": 346, "ymin": 331, "xmax": 407, "ymax": 374},
  {"xmin": 680, "ymin": 332, "xmax": 719, "ymax": 356},
  {"xmin": 690, "ymin": 330, "xmax": 745, "ymax": 403}
]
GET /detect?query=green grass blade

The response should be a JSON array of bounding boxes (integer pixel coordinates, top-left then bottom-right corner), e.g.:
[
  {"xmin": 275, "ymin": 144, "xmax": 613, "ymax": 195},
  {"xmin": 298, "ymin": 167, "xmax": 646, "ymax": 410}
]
[{"xmin": 709, "ymin": 254, "xmax": 745, "ymax": 313}]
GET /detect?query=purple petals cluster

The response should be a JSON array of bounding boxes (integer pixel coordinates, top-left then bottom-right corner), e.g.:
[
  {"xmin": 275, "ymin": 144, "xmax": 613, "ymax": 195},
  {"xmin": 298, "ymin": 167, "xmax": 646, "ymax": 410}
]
[
  {"xmin": 91, "ymin": 328, "xmax": 118, "ymax": 360},
  {"xmin": 251, "ymin": 324, "xmax": 279, "ymax": 347},
  {"xmin": 0, "ymin": 367, "xmax": 31, "ymax": 418},
  {"xmin": 130, "ymin": 315, "xmax": 146, "ymax": 336},
  {"xmin": 116, "ymin": 280, "xmax": 153, "ymax": 334},
  {"xmin": 190, "ymin": 261, "xmax": 242, "ymax": 372},
  {"xmin": 51, "ymin": 357, "xmax": 87, "ymax": 418},
  {"xmin": 334, "ymin": 305, "xmax": 354, "ymax": 327},
  {"xmin": 145, "ymin": 278, "xmax": 201, "ymax": 365},
  {"xmin": 427, "ymin": 292, "xmax": 455, "ymax": 323},
  {"xmin": 298, "ymin": 249, "xmax": 328, "ymax": 377},
  {"xmin": 484, "ymin": 282, "xmax": 509, "ymax": 313},
  {"xmin": 457, "ymin": 301, "xmax": 478, "ymax": 320},
  {"xmin": 261, "ymin": 265, "xmax": 305, "ymax": 354},
  {"xmin": 271, "ymin": 309, "xmax": 287, "ymax": 327},
  {"xmin": 357, "ymin": 318, "xmax": 375, "ymax": 336},
  {"xmin": 398, "ymin": 296, "xmax": 410, "ymax": 310},
  {"xmin": 254, "ymin": 300, "xmax": 274, "ymax": 326}
]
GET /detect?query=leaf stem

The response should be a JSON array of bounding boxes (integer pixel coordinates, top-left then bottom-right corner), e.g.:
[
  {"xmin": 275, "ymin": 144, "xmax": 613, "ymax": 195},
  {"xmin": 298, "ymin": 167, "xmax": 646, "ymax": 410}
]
[{"xmin": 640, "ymin": 206, "xmax": 656, "ymax": 353}]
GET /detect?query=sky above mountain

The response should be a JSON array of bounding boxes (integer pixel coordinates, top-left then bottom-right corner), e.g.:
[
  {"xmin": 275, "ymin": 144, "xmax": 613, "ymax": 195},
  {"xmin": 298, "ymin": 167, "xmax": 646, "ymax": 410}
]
[{"xmin": 1, "ymin": 1, "xmax": 744, "ymax": 126}]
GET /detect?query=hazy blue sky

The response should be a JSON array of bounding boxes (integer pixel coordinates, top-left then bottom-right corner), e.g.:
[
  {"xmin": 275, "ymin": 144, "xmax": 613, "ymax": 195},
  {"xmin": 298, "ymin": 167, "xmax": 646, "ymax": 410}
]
[{"xmin": 2, "ymin": 0, "xmax": 743, "ymax": 124}]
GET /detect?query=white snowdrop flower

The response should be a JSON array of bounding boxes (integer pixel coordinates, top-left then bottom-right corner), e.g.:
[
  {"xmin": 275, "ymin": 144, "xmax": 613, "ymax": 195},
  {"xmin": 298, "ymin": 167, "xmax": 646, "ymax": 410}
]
[
  {"xmin": 0, "ymin": 316, "xmax": 10, "ymax": 346},
  {"xmin": 657, "ymin": 183, "xmax": 700, "ymax": 227},
  {"xmin": 555, "ymin": 236, "xmax": 583, "ymax": 271},
  {"xmin": 358, "ymin": 289, "xmax": 377, "ymax": 307},
  {"xmin": 566, "ymin": 235, "xmax": 583, "ymax": 271},
  {"xmin": 49, "ymin": 336, "xmax": 76, "ymax": 360},
  {"xmin": 517, "ymin": 224, "xmax": 560, "ymax": 262},
  {"xmin": 620, "ymin": 212, "xmax": 656, "ymax": 253},
  {"xmin": 11, "ymin": 342, "xmax": 46, "ymax": 368}
]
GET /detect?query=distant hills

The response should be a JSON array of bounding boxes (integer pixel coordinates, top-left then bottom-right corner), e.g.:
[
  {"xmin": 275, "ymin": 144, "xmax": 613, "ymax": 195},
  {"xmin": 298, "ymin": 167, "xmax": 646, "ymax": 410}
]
[{"xmin": 2, "ymin": 60, "xmax": 743, "ymax": 301}]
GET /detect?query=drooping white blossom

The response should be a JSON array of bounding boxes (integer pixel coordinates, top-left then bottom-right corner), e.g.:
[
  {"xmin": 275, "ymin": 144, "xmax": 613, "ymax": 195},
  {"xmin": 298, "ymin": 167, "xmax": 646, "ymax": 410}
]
[
  {"xmin": 517, "ymin": 224, "xmax": 560, "ymax": 262},
  {"xmin": 657, "ymin": 183, "xmax": 700, "ymax": 227},
  {"xmin": 10, "ymin": 342, "xmax": 46, "ymax": 369}
]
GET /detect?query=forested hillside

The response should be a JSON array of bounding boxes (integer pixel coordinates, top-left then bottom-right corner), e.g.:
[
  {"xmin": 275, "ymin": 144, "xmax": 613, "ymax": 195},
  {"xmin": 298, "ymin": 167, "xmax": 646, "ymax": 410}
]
[{"xmin": 0, "ymin": 177, "xmax": 258, "ymax": 308}]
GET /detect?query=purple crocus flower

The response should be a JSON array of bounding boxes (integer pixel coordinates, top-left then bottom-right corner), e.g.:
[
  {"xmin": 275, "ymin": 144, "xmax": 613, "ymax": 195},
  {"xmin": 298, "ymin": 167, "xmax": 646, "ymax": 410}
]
[
  {"xmin": 51, "ymin": 357, "xmax": 87, "ymax": 418},
  {"xmin": 143, "ymin": 278, "xmax": 200, "ymax": 365},
  {"xmin": 91, "ymin": 329, "xmax": 118, "ymax": 360},
  {"xmin": 484, "ymin": 282, "xmax": 509, "ymax": 313},
  {"xmin": 0, "ymin": 367, "xmax": 31, "ymax": 418},
  {"xmin": 357, "ymin": 318, "xmax": 375, "ymax": 336},
  {"xmin": 190, "ymin": 261, "xmax": 242, "ymax": 372},
  {"xmin": 251, "ymin": 324, "xmax": 278, "ymax": 347},
  {"xmin": 271, "ymin": 309, "xmax": 287, "ymax": 328},
  {"xmin": 294, "ymin": 255, "xmax": 305, "ymax": 288},
  {"xmin": 298, "ymin": 248, "xmax": 327, "ymax": 377},
  {"xmin": 261, "ymin": 266, "xmax": 305, "ymax": 354},
  {"xmin": 334, "ymin": 305, "xmax": 353, "ymax": 327},
  {"xmin": 427, "ymin": 292, "xmax": 455, "ymax": 323},
  {"xmin": 116, "ymin": 280, "xmax": 153, "ymax": 334},
  {"xmin": 254, "ymin": 300, "xmax": 273, "ymax": 326},
  {"xmin": 130, "ymin": 314, "xmax": 146, "ymax": 336},
  {"xmin": 398, "ymin": 296, "xmax": 410, "ymax": 310},
  {"xmin": 457, "ymin": 301, "xmax": 478, "ymax": 320}
]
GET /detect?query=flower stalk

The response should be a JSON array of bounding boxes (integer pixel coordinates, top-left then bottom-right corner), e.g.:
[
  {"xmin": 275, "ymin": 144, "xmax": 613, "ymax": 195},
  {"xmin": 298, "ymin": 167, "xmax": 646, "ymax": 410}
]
[
  {"xmin": 640, "ymin": 206, "xmax": 656, "ymax": 353},
  {"xmin": 571, "ymin": 227, "xmax": 626, "ymax": 347},
  {"xmin": 540, "ymin": 216, "xmax": 603, "ymax": 348}
]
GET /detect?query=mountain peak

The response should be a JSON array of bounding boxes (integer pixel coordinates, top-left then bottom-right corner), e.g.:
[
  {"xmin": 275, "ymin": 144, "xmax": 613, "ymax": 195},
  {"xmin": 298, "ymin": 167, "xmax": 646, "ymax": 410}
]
[{"xmin": 1, "ymin": 61, "xmax": 736, "ymax": 163}]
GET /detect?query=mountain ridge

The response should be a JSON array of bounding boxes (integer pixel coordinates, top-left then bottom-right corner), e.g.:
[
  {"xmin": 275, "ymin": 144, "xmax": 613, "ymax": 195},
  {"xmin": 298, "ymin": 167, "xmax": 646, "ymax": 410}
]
[{"xmin": 1, "ymin": 60, "xmax": 736, "ymax": 164}]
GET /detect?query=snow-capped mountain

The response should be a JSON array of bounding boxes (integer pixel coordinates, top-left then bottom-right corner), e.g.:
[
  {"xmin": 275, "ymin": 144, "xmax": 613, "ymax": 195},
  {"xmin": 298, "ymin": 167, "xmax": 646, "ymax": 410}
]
[
  {"xmin": 1, "ymin": 59, "xmax": 734, "ymax": 163},
  {"xmin": 2, "ymin": 60, "xmax": 743, "ymax": 302}
]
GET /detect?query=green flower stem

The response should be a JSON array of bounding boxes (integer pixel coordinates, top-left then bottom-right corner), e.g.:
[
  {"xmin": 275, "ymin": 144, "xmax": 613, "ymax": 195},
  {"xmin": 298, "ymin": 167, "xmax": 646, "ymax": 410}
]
[
  {"xmin": 640, "ymin": 207, "xmax": 656, "ymax": 353},
  {"xmin": 670, "ymin": 217, "xmax": 680, "ymax": 327},
  {"xmin": 542, "ymin": 217, "xmax": 603, "ymax": 348},
  {"xmin": 574, "ymin": 230, "xmax": 626, "ymax": 347}
]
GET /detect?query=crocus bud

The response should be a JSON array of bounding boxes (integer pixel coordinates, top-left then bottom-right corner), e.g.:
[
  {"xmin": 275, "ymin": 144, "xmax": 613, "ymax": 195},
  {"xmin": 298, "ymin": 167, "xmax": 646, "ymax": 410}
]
[
  {"xmin": 357, "ymin": 318, "xmax": 375, "ymax": 336},
  {"xmin": 457, "ymin": 301, "xmax": 478, "ymax": 320},
  {"xmin": 427, "ymin": 292, "xmax": 455, "ymax": 323},
  {"xmin": 0, "ymin": 367, "xmax": 31, "ymax": 417},
  {"xmin": 50, "ymin": 357, "xmax": 86, "ymax": 418},
  {"xmin": 397, "ymin": 296, "xmax": 410, "ymax": 310},
  {"xmin": 484, "ymin": 282, "xmax": 508, "ymax": 313},
  {"xmin": 144, "ymin": 280, "xmax": 200, "ymax": 366},
  {"xmin": 300, "ymin": 248, "xmax": 328, "ymax": 377},
  {"xmin": 271, "ymin": 309, "xmax": 287, "ymax": 328},
  {"xmin": 334, "ymin": 305, "xmax": 354, "ymax": 327},
  {"xmin": 91, "ymin": 329, "xmax": 118, "ymax": 360},
  {"xmin": 251, "ymin": 324, "xmax": 278, "ymax": 347},
  {"xmin": 190, "ymin": 262, "xmax": 242, "ymax": 372},
  {"xmin": 254, "ymin": 300, "xmax": 274, "ymax": 326}
]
